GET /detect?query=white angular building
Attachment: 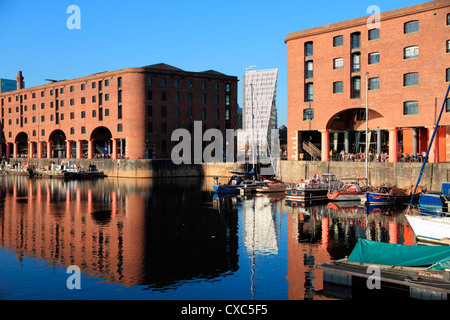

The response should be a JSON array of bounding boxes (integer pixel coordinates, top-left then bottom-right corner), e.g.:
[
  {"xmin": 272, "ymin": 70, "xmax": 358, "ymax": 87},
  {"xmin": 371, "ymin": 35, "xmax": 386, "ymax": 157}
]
[{"xmin": 239, "ymin": 68, "xmax": 278, "ymax": 166}]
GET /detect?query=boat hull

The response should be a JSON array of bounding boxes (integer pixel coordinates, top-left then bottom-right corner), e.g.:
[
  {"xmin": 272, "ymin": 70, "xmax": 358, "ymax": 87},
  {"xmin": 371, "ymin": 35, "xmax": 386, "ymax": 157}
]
[
  {"xmin": 406, "ymin": 215, "xmax": 450, "ymax": 244},
  {"xmin": 365, "ymin": 192, "xmax": 417, "ymax": 204},
  {"xmin": 285, "ymin": 188, "xmax": 328, "ymax": 201},
  {"xmin": 327, "ymin": 191, "xmax": 364, "ymax": 201},
  {"xmin": 213, "ymin": 185, "xmax": 239, "ymax": 193}
]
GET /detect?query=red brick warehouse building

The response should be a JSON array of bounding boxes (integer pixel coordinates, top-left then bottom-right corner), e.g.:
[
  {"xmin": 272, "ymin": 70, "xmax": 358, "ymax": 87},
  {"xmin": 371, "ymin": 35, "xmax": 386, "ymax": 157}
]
[
  {"xmin": 285, "ymin": 0, "xmax": 450, "ymax": 163},
  {"xmin": 0, "ymin": 63, "xmax": 238, "ymax": 160}
]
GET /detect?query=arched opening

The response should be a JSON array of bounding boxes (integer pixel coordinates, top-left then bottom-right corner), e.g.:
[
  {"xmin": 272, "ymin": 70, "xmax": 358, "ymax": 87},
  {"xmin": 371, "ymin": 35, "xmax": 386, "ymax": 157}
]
[
  {"xmin": 15, "ymin": 132, "xmax": 29, "ymax": 158},
  {"xmin": 90, "ymin": 126, "xmax": 112, "ymax": 158},
  {"xmin": 325, "ymin": 108, "xmax": 387, "ymax": 157},
  {"xmin": 49, "ymin": 130, "xmax": 67, "ymax": 158}
]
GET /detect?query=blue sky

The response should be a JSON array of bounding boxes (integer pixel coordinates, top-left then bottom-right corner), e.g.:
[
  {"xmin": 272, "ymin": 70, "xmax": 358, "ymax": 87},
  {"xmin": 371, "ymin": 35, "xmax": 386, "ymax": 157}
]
[{"xmin": 0, "ymin": 0, "xmax": 425, "ymax": 126}]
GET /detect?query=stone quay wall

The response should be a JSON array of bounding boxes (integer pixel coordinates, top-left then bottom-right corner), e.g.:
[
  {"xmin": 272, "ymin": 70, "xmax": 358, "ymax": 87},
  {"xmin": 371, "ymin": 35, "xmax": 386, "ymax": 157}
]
[{"xmin": 8, "ymin": 158, "xmax": 450, "ymax": 191}]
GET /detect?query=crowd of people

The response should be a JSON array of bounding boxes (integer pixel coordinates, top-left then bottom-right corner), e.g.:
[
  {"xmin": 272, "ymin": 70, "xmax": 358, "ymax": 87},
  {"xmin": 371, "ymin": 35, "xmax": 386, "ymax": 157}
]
[{"xmin": 329, "ymin": 150, "xmax": 426, "ymax": 162}]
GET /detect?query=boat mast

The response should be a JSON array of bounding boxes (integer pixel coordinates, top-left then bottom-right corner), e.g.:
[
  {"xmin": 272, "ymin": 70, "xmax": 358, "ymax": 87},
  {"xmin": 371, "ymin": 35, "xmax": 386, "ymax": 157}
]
[
  {"xmin": 365, "ymin": 72, "xmax": 369, "ymax": 183},
  {"xmin": 408, "ymin": 83, "xmax": 450, "ymax": 207}
]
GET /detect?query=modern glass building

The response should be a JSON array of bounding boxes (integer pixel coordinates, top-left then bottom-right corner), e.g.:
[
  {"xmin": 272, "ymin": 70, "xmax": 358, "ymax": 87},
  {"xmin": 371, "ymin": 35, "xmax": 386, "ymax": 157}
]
[{"xmin": 0, "ymin": 79, "xmax": 17, "ymax": 93}]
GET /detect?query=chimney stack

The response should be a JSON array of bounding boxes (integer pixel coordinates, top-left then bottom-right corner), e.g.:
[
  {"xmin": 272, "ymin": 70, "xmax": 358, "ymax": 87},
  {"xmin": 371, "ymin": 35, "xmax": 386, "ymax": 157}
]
[{"xmin": 16, "ymin": 71, "xmax": 24, "ymax": 90}]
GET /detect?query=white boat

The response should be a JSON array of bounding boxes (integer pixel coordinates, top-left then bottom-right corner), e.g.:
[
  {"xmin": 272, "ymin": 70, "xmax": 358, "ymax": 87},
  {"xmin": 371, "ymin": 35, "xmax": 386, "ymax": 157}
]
[{"xmin": 406, "ymin": 215, "xmax": 450, "ymax": 245}]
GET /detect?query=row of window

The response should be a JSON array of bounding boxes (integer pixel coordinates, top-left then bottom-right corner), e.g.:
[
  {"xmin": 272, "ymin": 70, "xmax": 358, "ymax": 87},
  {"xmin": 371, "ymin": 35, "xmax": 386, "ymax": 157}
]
[
  {"xmin": 302, "ymin": 100, "xmax": 424, "ymax": 121},
  {"xmin": 147, "ymin": 90, "xmax": 231, "ymax": 105},
  {"xmin": 146, "ymin": 105, "xmax": 229, "ymax": 120},
  {"xmin": 6, "ymin": 107, "xmax": 120, "ymax": 125},
  {"xmin": 147, "ymin": 76, "xmax": 232, "ymax": 92},
  {"xmin": 305, "ymin": 69, "xmax": 450, "ymax": 102},
  {"xmin": 305, "ymin": 15, "xmax": 450, "ymax": 56},
  {"xmin": 7, "ymin": 124, "xmax": 123, "ymax": 139},
  {"xmin": 0, "ymin": 77, "xmax": 122, "ymax": 105}
]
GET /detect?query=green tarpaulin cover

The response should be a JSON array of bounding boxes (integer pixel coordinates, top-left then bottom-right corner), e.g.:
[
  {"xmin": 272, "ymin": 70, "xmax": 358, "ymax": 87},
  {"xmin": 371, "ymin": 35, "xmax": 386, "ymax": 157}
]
[{"xmin": 347, "ymin": 238, "xmax": 450, "ymax": 271}]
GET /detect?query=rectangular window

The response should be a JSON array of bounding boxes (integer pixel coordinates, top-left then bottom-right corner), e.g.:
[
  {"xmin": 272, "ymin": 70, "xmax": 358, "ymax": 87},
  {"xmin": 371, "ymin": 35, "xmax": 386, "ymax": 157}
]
[
  {"xmin": 118, "ymin": 124, "xmax": 123, "ymax": 132},
  {"xmin": 305, "ymin": 83, "xmax": 313, "ymax": 101},
  {"xmin": 188, "ymin": 93, "xmax": 193, "ymax": 103},
  {"xmin": 162, "ymin": 122, "xmax": 167, "ymax": 134},
  {"xmin": 215, "ymin": 109, "xmax": 219, "ymax": 120},
  {"xmin": 368, "ymin": 77, "xmax": 379, "ymax": 90},
  {"xmin": 404, "ymin": 72, "xmax": 418, "ymax": 86},
  {"xmin": 404, "ymin": 46, "xmax": 419, "ymax": 59},
  {"xmin": 225, "ymin": 83, "xmax": 231, "ymax": 92},
  {"xmin": 368, "ymin": 52, "xmax": 380, "ymax": 64},
  {"xmin": 92, "ymin": 95, "xmax": 96, "ymax": 103},
  {"xmin": 147, "ymin": 105, "xmax": 153, "ymax": 117},
  {"xmin": 161, "ymin": 106, "xmax": 167, "ymax": 117},
  {"xmin": 447, "ymin": 68, "xmax": 450, "ymax": 82},
  {"xmin": 81, "ymin": 111, "xmax": 86, "ymax": 118},
  {"xmin": 447, "ymin": 13, "xmax": 450, "ymax": 26},
  {"xmin": 333, "ymin": 58, "xmax": 343, "ymax": 69},
  {"xmin": 201, "ymin": 108, "xmax": 206, "ymax": 119},
  {"xmin": 70, "ymin": 127, "xmax": 75, "ymax": 135},
  {"xmin": 81, "ymin": 97, "xmax": 86, "ymax": 104},
  {"xmin": 305, "ymin": 61, "xmax": 313, "ymax": 78},
  {"xmin": 446, "ymin": 98, "xmax": 450, "ymax": 113},
  {"xmin": 215, "ymin": 95, "xmax": 219, "ymax": 105},
  {"xmin": 175, "ymin": 92, "xmax": 179, "ymax": 102},
  {"xmin": 333, "ymin": 81, "xmax": 343, "ymax": 93},
  {"xmin": 161, "ymin": 91, "xmax": 166, "ymax": 101},
  {"xmin": 368, "ymin": 28, "xmax": 380, "ymax": 40},
  {"xmin": 303, "ymin": 109, "xmax": 314, "ymax": 121},
  {"xmin": 99, "ymin": 81, "xmax": 103, "ymax": 91},
  {"xmin": 70, "ymin": 99, "xmax": 74, "ymax": 106},
  {"xmin": 202, "ymin": 94, "xmax": 206, "ymax": 104},
  {"xmin": 174, "ymin": 78, "xmax": 179, "ymax": 87},
  {"xmin": 225, "ymin": 108, "xmax": 230, "ymax": 120},
  {"xmin": 118, "ymin": 105, "xmax": 122, "ymax": 119},
  {"xmin": 404, "ymin": 101, "xmax": 418, "ymax": 115},
  {"xmin": 352, "ymin": 52, "xmax": 361, "ymax": 72},
  {"xmin": 147, "ymin": 90, "xmax": 152, "ymax": 100},
  {"xmin": 147, "ymin": 76, "xmax": 152, "ymax": 85},
  {"xmin": 202, "ymin": 81, "xmax": 206, "ymax": 89},
  {"xmin": 118, "ymin": 90, "xmax": 122, "ymax": 103},
  {"xmin": 351, "ymin": 76, "xmax": 361, "ymax": 98},
  {"xmin": 305, "ymin": 41, "xmax": 313, "ymax": 56},
  {"xmin": 92, "ymin": 82, "xmax": 96, "ymax": 89},
  {"xmin": 188, "ymin": 107, "xmax": 193, "ymax": 118},
  {"xmin": 447, "ymin": 40, "xmax": 450, "ymax": 53},
  {"xmin": 225, "ymin": 94, "xmax": 230, "ymax": 106},
  {"xmin": 333, "ymin": 35, "xmax": 343, "ymax": 47},
  {"xmin": 92, "ymin": 110, "xmax": 96, "ymax": 117},
  {"xmin": 351, "ymin": 32, "xmax": 360, "ymax": 49},
  {"xmin": 118, "ymin": 77, "xmax": 122, "ymax": 88},
  {"xmin": 188, "ymin": 79, "xmax": 193, "ymax": 88},
  {"xmin": 404, "ymin": 20, "xmax": 419, "ymax": 34},
  {"xmin": 81, "ymin": 84, "xmax": 85, "ymax": 91},
  {"xmin": 70, "ymin": 86, "xmax": 74, "ymax": 92},
  {"xmin": 175, "ymin": 107, "xmax": 180, "ymax": 119},
  {"xmin": 81, "ymin": 126, "xmax": 86, "ymax": 134},
  {"xmin": 70, "ymin": 112, "xmax": 75, "ymax": 119},
  {"xmin": 105, "ymin": 94, "xmax": 109, "ymax": 101}
]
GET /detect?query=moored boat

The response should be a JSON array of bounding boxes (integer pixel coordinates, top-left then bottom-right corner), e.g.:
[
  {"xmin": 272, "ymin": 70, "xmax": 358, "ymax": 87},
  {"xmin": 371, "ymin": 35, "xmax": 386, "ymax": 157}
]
[
  {"xmin": 365, "ymin": 184, "xmax": 424, "ymax": 204},
  {"xmin": 406, "ymin": 214, "xmax": 450, "ymax": 245},
  {"xmin": 285, "ymin": 173, "xmax": 343, "ymax": 202},
  {"xmin": 327, "ymin": 183, "xmax": 365, "ymax": 201},
  {"xmin": 256, "ymin": 175, "xmax": 285, "ymax": 193},
  {"xmin": 418, "ymin": 183, "xmax": 450, "ymax": 215}
]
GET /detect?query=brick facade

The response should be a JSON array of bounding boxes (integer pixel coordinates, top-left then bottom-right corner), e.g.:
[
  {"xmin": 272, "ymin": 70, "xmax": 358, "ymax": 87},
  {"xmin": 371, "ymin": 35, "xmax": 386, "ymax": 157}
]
[
  {"xmin": 0, "ymin": 64, "xmax": 238, "ymax": 160},
  {"xmin": 285, "ymin": 0, "xmax": 450, "ymax": 163}
]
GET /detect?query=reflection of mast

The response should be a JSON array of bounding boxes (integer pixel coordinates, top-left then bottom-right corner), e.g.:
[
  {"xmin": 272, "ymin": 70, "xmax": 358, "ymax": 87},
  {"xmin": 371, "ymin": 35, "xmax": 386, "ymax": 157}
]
[{"xmin": 250, "ymin": 196, "xmax": 255, "ymax": 299}]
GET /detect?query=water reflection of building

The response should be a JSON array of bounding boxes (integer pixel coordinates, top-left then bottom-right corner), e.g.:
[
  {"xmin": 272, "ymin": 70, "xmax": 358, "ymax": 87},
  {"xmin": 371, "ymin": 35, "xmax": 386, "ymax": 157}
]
[
  {"xmin": 284, "ymin": 201, "xmax": 415, "ymax": 300},
  {"xmin": 241, "ymin": 196, "xmax": 279, "ymax": 255},
  {"xmin": 0, "ymin": 176, "xmax": 238, "ymax": 289}
]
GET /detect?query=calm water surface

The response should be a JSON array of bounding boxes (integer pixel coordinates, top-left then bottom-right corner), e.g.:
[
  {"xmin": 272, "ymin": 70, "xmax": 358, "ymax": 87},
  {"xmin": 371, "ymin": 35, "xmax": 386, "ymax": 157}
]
[{"xmin": 0, "ymin": 175, "xmax": 417, "ymax": 300}]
